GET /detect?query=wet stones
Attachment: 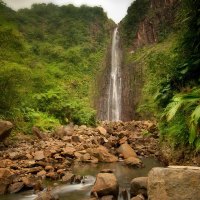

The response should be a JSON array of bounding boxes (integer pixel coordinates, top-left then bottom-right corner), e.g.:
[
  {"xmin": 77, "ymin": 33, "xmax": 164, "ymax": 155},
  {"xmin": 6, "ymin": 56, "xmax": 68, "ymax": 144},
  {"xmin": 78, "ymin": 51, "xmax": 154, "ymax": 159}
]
[
  {"xmin": 130, "ymin": 177, "xmax": 148, "ymax": 198},
  {"xmin": 89, "ymin": 146, "xmax": 118, "ymax": 163},
  {"xmin": 91, "ymin": 172, "xmax": 119, "ymax": 198},
  {"xmin": 118, "ymin": 143, "xmax": 142, "ymax": 167},
  {"xmin": 0, "ymin": 168, "xmax": 15, "ymax": 194},
  {"xmin": 62, "ymin": 172, "xmax": 75, "ymax": 183},
  {"xmin": 8, "ymin": 182, "xmax": 24, "ymax": 194},
  {"xmin": 97, "ymin": 126, "xmax": 107, "ymax": 136},
  {"xmin": 124, "ymin": 157, "xmax": 143, "ymax": 167},
  {"xmin": 0, "ymin": 120, "xmax": 160, "ymax": 197},
  {"xmin": 118, "ymin": 143, "xmax": 137, "ymax": 159},
  {"xmin": 34, "ymin": 151, "xmax": 45, "ymax": 161}
]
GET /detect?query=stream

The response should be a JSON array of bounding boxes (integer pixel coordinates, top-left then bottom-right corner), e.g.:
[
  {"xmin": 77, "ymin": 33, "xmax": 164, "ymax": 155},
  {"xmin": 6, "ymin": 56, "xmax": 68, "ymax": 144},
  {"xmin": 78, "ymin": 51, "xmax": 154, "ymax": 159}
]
[{"xmin": 0, "ymin": 158, "xmax": 163, "ymax": 200}]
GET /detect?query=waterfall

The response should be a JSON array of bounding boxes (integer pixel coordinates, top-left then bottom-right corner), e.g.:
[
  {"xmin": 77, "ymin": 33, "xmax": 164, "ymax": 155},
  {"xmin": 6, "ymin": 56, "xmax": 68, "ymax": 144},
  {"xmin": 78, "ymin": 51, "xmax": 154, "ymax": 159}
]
[{"xmin": 107, "ymin": 27, "xmax": 122, "ymax": 121}]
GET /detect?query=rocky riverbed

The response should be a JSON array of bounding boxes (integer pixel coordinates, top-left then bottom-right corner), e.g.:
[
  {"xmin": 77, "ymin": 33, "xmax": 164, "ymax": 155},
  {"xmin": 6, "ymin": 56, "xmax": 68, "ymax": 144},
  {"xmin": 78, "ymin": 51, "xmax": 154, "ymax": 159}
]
[
  {"xmin": 1, "ymin": 120, "xmax": 200, "ymax": 200},
  {"xmin": 0, "ymin": 120, "xmax": 159, "ymax": 198}
]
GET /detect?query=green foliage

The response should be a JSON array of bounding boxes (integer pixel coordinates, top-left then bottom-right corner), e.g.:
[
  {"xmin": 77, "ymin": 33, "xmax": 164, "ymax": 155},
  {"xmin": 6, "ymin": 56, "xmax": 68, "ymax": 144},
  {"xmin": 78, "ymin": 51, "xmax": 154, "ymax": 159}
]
[
  {"xmin": 23, "ymin": 108, "xmax": 60, "ymax": 131},
  {"xmin": 130, "ymin": 35, "xmax": 178, "ymax": 116},
  {"xmin": 0, "ymin": 63, "xmax": 31, "ymax": 113},
  {"xmin": 123, "ymin": 0, "xmax": 200, "ymax": 151},
  {"xmin": 159, "ymin": 111, "xmax": 189, "ymax": 147},
  {"xmin": 162, "ymin": 89, "xmax": 200, "ymax": 149},
  {"xmin": 175, "ymin": 0, "xmax": 200, "ymax": 83},
  {"xmin": 0, "ymin": 2, "xmax": 112, "ymax": 131},
  {"xmin": 120, "ymin": 0, "xmax": 149, "ymax": 44}
]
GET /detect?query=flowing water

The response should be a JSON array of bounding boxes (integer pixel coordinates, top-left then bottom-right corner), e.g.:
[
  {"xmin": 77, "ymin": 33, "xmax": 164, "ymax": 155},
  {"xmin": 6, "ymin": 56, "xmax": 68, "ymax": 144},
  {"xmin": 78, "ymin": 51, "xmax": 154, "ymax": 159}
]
[
  {"xmin": 107, "ymin": 27, "xmax": 122, "ymax": 121},
  {"xmin": 0, "ymin": 158, "xmax": 163, "ymax": 200}
]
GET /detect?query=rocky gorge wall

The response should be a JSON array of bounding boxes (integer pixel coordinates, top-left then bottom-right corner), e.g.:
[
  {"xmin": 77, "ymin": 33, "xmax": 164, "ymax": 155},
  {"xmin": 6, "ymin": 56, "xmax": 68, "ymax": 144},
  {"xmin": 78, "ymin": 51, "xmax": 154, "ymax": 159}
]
[
  {"xmin": 119, "ymin": 0, "xmax": 179, "ymax": 120},
  {"xmin": 96, "ymin": 0, "xmax": 179, "ymax": 121},
  {"xmin": 94, "ymin": 39, "xmax": 112, "ymax": 121},
  {"xmin": 132, "ymin": 0, "xmax": 179, "ymax": 49}
]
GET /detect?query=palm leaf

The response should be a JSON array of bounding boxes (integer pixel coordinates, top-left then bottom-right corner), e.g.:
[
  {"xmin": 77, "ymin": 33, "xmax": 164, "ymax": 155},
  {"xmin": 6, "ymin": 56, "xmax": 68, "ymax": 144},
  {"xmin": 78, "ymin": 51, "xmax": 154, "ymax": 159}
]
[
  {"xmin": 190, "ymin": 105, "xmax": 200, "ymax": 125},
  {"xmin": 166, "ymin": 101, "xmax": 182, "ymax": 121},
  {"xmin": 189, "ymin": 123, "xmax": 196, "ymax": 144}
]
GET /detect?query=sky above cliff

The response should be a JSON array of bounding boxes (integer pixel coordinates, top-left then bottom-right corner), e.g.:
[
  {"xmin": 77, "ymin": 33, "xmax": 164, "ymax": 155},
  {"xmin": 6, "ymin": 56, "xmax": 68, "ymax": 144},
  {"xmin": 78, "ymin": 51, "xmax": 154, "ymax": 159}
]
[{"xmin": 3, "ymin": 0, "xmax": 133, "ymax": 23}]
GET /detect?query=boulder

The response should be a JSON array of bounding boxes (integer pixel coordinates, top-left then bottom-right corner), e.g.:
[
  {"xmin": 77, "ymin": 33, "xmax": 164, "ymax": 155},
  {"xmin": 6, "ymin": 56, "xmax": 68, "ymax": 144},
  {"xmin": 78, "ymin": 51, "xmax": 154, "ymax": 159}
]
[
  {"xmin": 125, "ymin": 157, "xmax": 142, "ymax": 167},
  {"xmin": 34, "ymin": 151, "xmax": 45, "ymax": 161},
  {"xmin": 37, "ymin": 170, "xmax": 47, "ymax": 178},
  {"xmin": 62, "ymin": 172, "xmax": 75, "ymax": 183},
  {"xmin": 91, "ymin": 173, "xmax": 119, "ymax": 197},
  {"xmin": 0, "ymin": 168, "xmax": 14, "ymax": 194},
  {"xmin": 89, "ymin": 146, "xmax": 118, "ymax": 163},
  {"xmin": 73, "ymin": 175, "xmax": 83, "ymax": 184},
  {"xmin": 148, "ymin": 166, "xmax": 200, "ymax": 200},
  {"xmin": 8, "ymin": 182, "xmax": 24, "ymax": 193},
  {"xmin": 130, "ymin": 177, "xmax": 148, "ymax": 197},
  {"xmin": 97, "ymin": 126, "xmax": 107, "ymax": 136},
  {"xmin": 21, "ymin": 177, "xmax": 36, "ymax": 188},
  {"xmin": 46, "ymin": 172, "xmax": 57, "ymax": 180},
  {"xmin": 62, "ymin": 147, "xmax": 76, "ymax": 157},
  {"xmin": 32, "ymin": 127, "xmax": 46, "ymax": 140},
  {"xmin": 118, "ymin": 143, "xmax": 137, "ymax": 159},
  {"xmin": 81, "ymin": 153, "xmax": 91, "ymax": 162},
  {"xmin": 0, "ymin": 120, "xmax": 13, "ymax": 141}
]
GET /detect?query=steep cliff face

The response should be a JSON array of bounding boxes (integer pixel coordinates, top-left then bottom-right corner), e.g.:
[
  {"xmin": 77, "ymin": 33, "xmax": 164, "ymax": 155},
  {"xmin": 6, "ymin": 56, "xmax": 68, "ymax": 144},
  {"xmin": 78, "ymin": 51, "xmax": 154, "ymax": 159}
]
[
  {"xmin": 95, "ymin": 42, "xmax": 112, "ymax": 120},
  {"xmin": 131, "ymin": 0, "xmax": 179, "ymax": 49},
  {"xmin": 120, "ymin": 0, "xmax": 179, "ymax": 120}
]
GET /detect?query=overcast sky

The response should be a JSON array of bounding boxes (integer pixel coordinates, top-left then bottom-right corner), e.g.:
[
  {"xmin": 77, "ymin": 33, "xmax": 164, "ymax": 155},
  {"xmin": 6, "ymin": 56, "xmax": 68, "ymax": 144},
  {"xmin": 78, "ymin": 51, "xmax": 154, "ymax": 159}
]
[{"xmin": 3, "ymin": 0, "xmax": 133, "ymax": 23}]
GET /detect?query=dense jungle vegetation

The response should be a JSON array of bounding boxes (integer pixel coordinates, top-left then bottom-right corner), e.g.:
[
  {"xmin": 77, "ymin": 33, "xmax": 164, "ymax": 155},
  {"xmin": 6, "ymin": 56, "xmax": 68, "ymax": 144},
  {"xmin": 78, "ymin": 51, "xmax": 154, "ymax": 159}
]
[
  {"xmin": 0, "ymin": 1, "xmax": 113, "ymax": 131},
  {"xmin": 121, "ymin": 0, "xmax": 200, "ymax": 150}
]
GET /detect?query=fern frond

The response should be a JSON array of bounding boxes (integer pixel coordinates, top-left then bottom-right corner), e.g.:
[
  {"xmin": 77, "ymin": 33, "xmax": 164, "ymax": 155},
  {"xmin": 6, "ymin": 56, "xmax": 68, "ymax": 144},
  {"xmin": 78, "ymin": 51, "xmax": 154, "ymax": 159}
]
[
  {"xmin": 189, "ymin": 123, "xmax": 196, "ymax": 144},
  {"xmin": 190, "ymin": 105, "xmax": 200, "ymax": 125}
]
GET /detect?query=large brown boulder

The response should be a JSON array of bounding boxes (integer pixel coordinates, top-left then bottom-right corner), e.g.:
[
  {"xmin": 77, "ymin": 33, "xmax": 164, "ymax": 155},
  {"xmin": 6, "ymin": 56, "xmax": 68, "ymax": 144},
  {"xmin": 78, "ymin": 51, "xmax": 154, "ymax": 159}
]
[
  {"xmin": 91, "ymin": 173, "xmax": 119, "ymax": 197},
  {"xmin": 89, "ymin": 146, "xmax": 118, "ymax": 163},
  {"xmin": 97, "ymin": 126, "xmax": 107, "ymax": 136},
  {"xmin": 118, "ymin": 143, "xmax": 137, "ymax": 159},
  {"xmin": 34, "ymin": 151, "xmax": 45, "ymax": 161},
  {"xmin": 0, "ymin": 120, "xmax": 13, "ymax": 141},
  {"xmin": 148, "ymin": 166, "xmax": 200, "ymax": 200},
  {"xmin": 125, "ymin": 157, "xmax": 142, "ymax": 167},
  {"xmin": 0, "ymin": 168, "xmax": 15, "ymax": 194},
  {"xmin": 8, "ymin": 182, "xmax": 24, "ymax": 194},
  {"xmin": 62, "ymin": 146, "xmax": 76, "ymax": 158},
  {"xmin": 130, "ymin": 177, "xmax": 148, "ymax": 197},
  {"xmin": 62, "ymin": 172, "xmax": 75, "ymax": 183}
]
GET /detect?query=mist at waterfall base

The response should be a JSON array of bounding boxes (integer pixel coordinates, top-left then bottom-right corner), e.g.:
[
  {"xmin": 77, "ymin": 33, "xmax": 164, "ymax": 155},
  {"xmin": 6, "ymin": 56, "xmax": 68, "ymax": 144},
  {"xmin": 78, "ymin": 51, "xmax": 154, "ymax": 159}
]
[
  {"xmin": 107, "ymin": 27, "xmax": 122, "ymax": 122},
  {"xmin": 1, "ymin": 158, "xmax": 163, "ymax": 200}
]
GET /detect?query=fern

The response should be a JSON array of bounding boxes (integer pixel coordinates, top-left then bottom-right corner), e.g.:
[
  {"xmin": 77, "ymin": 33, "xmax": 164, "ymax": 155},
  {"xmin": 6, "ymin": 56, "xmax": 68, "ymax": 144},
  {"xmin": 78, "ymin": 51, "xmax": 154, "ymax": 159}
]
[{"xmin": 163, "ymin": 88, "xmax": 200, "ymax": 149}]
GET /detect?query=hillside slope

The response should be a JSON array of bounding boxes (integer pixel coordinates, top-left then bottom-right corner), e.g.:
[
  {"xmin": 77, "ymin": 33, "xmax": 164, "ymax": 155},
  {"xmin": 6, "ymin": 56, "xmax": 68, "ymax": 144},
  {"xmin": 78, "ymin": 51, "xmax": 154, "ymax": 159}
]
[
  {"xmin": 0, "ymin": 1, "xmax": 114, "ymax": 131},
  {"xmin": 120, "ymin": 0, "xmax": 200, "ymax": 153}
]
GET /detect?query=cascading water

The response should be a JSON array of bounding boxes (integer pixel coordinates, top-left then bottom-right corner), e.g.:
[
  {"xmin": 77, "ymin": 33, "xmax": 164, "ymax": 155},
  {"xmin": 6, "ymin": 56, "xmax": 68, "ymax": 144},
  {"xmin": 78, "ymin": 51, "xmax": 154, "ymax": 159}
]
[{"xmin": 107, "ymin": 27, "xmax": 122, "ymax": 121}]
